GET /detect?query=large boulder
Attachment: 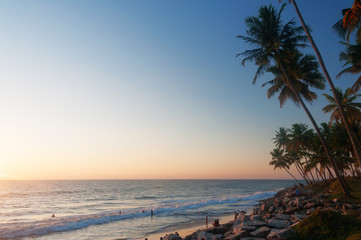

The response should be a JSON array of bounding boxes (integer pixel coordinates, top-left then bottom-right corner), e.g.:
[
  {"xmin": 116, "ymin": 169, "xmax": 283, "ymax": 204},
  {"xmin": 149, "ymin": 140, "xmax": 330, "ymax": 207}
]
[
  {"xmin": 248, "ymin": 219, "xmax": 267, "ymax": 227},
  {"xmin": 267, "ymin": 219, "xmax": 290, "ymax": 229},
  {"xmin": 267, "ymin": 228, "xmax": 295, "ymax": 240},
  {"xmin": 239, "ymin": 223, "xmax": 257, "ymax": 232},
  {"xmin": 250, "ymin": 215, "xmax": 263, "ymax": 221},
  {"xmin": 194, "ymin": 231, "xmax": 216, "ymax": 240},
  {"xmin": 275, "ymin": 214, "xmax": 290, "ymax": 221},
  {"xmin": 285, "ymin": 206, "xmax": 297, "ymax": 215},
  {"xmin": 290, "ymin": 214, "xmax": 307, "ymax": 223},
  {"xmin": 226, "ymin": 230, "xmax": 248, "ymax": 240},
  {"xmin": 250, "ymin": 226, "xmax": 272, "ymax": 238}
]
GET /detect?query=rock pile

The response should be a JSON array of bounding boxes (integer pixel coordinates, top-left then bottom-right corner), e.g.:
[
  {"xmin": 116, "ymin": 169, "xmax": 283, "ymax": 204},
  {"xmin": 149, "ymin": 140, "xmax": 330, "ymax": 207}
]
[{"xmin": 161, "ymin": 186, "xmax": 361, "ymax": 240}]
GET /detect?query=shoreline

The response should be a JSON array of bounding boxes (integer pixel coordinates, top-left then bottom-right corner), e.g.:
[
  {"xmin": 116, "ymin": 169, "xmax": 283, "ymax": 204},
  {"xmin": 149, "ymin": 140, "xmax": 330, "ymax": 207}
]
[
  {"xmin": 142, "ymin": 205, "xmax": 256, "ymax": 240},
  {"xmin": 143, "ymin": 214, "xmax": 236, "ymax": 240},
  {"xmin": 150, "ymin": 184, "xmax": 361, "ymax": 240}
]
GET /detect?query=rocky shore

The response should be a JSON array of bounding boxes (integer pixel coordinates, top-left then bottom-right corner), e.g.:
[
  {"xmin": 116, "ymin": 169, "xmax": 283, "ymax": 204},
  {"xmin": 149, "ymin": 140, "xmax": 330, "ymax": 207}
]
[{"xmin": 159, "ymin": 185, "xmax": 361, "ymax": 240}]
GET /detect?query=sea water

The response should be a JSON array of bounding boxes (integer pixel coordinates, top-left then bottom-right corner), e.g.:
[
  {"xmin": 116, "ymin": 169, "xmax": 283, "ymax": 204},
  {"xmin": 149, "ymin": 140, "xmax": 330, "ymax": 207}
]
[{"xmin": 0, "ymin": 180, "xmax": 297, "ymax": 239}]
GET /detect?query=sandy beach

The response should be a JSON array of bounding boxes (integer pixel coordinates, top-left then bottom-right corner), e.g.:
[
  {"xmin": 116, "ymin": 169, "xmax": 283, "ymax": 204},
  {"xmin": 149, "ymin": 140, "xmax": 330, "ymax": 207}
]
[{"xmin": 143, "ymin": 214, "xmax": 235, "ymax": 240}]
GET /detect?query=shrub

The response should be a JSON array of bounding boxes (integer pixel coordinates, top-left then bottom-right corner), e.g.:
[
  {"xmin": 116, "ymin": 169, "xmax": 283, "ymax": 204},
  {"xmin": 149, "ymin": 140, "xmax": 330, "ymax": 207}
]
[{"xmin": 294, "ymin": 210, "xmax": 361, "ymax": 240}]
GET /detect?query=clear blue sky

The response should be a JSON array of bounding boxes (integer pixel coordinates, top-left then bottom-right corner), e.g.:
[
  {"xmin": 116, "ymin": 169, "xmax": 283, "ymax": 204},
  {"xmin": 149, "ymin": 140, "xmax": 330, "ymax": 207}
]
[{"xmin": 0, "ymin": 0, "xmax": 355, "ymax": 180}]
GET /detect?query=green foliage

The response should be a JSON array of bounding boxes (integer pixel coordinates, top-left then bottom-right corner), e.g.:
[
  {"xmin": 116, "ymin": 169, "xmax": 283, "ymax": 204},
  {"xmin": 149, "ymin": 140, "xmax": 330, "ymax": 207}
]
[
  {"xmin": 328, "ymin": 177, "xmax": 361, "ymax": 204},
  {"xmin": 294, "ymin": 210, "xmax": 361, "ymax": 240}
]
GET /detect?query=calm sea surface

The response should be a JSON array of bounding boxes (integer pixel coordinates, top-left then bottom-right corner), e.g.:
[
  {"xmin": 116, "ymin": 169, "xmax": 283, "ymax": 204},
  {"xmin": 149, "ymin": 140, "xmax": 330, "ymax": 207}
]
[{"xmin": 0, "ymin": 180, "xmax": 297, "ymax": 239}]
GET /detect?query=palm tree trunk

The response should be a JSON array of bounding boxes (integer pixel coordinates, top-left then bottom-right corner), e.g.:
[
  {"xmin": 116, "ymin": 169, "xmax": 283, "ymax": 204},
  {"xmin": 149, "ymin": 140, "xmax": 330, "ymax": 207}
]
[
  {"xmin": 283, "ymin": 167, "xmax": 301, "ymax": 185},
  {"xmin": 325, "ymin": 164, "xmax": 335, "ymax": 179},
  {"xmin": 278, "ymin": 61, "xmax": 351, "ymax": 196},
  {"xmin": 294, "ymin": 160, "xmax": 310, "ymax": 184},
  {"xmin": 315, "ymin": 165, "xmax": 322, "ymax": 182},
  {"xmin": 291, "ymin": 0, "xmax": 361, "ymax": 168},
  {"xmin": 305, "ymin": 157, "xmax": 316, "ymax": 182},
  {"xmin": 298, "ymin": 162, "xmax": 313, "ymax": 184}
]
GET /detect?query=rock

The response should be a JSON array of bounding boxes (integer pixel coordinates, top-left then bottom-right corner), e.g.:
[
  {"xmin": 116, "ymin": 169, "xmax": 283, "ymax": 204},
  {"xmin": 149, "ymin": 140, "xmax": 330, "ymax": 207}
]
[
  {"xmin": 250, "ymin": 215, "xmax": 263, "ymax": 221},
  {"xmin": 304, "ymin": 202, "xmax": 316, "ymax": 209},
  {"xmin": 306, "ymin": 208, "xmax": 316, "ymax": 215},
  {"xmin": 293, "ymin": 198, "xmax": 304, "ymax": 208},
  {"xmin": 248, "ymin": 219, "xmax": 267, "ymax": 227},
  {"xmin": 260, "ymin": 203, "xmax": 266, "ymax": 212},
  {"xmin": 214, "ymin": 234, "xmax": 223, "ymax": 240},
  {"xmin": 237, "ymin": 238, "xmax": 265, "ymax": 240},
  {"xmin": 226, "ymin": 230, "xmax": 249, "ymax": 240},
  {"xmin": 268, "ymin": 206, "xmax": 275, "ymax": 213},
  {"xmin": 253, "ymin": 207, "xmax": 260, "ymax": 215},
  {"xmin": 290, "ymin": 214, "xmax": 307, "ymax": 223},
  {"xmin": 275, "ymin": 214, "xmax": 290, "ymax": 220},
  {"xmin": 289, "ymin": 222, "xmax": 300, "ymax": 228},
  {"xmin": 195, "ymin": 231, "xmax": 215, "ymax": 240},
  {"xmin": 285, "ymin": 206, "xmax": 297, "ymax": 214},
  {"xmin": 250, "ymin": 226, "xmax": 271, "ymax": 238},
  {"xmin": 273, "ymin": 200, "xmax": 281, "ymax": 208},
  {"xmin": 163, "ymin": 233, "xmax": 183, "ymax": 240},
  {"xmin": 233, "ymin": 224, "xmax": 243, "ymax": 235},
  {"xmin": 239, "ymin": 214, "xmax": 251, "ymax": 222},
  {"xmin": 274, "ymin": 207, "xmax": 283, "ymax": 214},
  {"xmin": 239, "ymin": 223, "xmax": 257, "ymax": 232},
  {"xmin": 267, "ymin": 228, "xmax": 295, "ymax": 240},
  {"xmin": 267, "ymin": 219, "xmax": 290, "ymax": 229},
  {"xmin": 282, "ymin": 197, "xmax": 290, "ymax": 205},
  {"xmin": 206, "ymin": 226, "xmax": 227, "ymax": 235}
]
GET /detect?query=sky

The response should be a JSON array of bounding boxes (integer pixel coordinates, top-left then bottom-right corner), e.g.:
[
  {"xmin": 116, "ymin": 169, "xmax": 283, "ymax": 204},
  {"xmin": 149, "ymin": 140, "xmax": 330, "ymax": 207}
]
[{"xmin": 0, "ymin": 0, "xmax": 355, "ymax": 180}]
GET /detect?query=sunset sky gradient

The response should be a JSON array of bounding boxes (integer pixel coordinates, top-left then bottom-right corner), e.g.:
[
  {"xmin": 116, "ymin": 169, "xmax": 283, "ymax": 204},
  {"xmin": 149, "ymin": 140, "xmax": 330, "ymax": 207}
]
[{"xmin": 0, "ymin": 0, "xmax": 355, "ymax": 180}]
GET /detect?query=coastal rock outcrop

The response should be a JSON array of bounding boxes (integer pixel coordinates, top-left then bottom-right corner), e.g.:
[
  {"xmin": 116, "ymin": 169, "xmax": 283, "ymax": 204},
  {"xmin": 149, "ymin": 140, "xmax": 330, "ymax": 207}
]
[{"xmin": 163, "ymin": 185, "xmax": 361, "ymax": 240}]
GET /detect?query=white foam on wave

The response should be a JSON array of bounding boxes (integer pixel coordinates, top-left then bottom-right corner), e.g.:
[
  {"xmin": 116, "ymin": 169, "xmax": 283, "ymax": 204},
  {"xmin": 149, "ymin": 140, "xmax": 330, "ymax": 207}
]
[{"xmin": 0, "ymin": 190, "xmax": 277, "ymax": 239}]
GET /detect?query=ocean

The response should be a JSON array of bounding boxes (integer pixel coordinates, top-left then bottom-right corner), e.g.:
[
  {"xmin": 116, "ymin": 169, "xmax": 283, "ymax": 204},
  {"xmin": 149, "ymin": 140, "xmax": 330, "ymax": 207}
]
[{"xmin": 0, "ymin": 179, "xmax": 297, "ymax": 239}]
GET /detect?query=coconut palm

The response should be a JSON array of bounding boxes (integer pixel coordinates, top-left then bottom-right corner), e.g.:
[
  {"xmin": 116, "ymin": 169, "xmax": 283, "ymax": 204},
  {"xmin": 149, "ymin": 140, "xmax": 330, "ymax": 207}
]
[
  {"xmin": 263, "ymin": 51, "xmax": 324, "ymax": 109},
  {"xmin": 322, "ymin": 87, "xmax": 361, "ymax": 125},
  {"xmin": 270, "ymin": 148, "xmax": 300, "ymax": 185},
  {"xmin": 282, "ymin": 0, "xmax": 361, "ymax": 175},
  {"xmin": 238, "ymin": 4, "xmax": 350, "ymax": 195},
  {"xmin": 272, "ymin": 127, "xmax": 289, "ymax": 150},
  {"xmin": 342, "ymin": 0, "xmax": 361, "ymax": 41},
  {"xmin": 288, "ymin": 123, "xmax": 316, "ymax": 182},
  {"xmin": 337, "ymin": 42, "xmax": 361, "ymax": 93}
]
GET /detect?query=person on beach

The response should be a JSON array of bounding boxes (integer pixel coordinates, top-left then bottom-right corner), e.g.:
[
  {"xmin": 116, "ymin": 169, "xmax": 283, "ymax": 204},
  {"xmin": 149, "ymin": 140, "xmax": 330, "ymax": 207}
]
[
  {"xmin": 51, "ymin": 214, "xmax": 55, "ymax": 217},
  {"xmin": 234, "ymin": 211, "xmax": 239, "ymax": 220},
  {"xmin": 212, "ymin": 219, "xmax": 220, "ymax": 227},
  {"xmin": 119, "ymin": 211, "xmax": 122, "ymax": 214},
  {"xmin": 151, "ymin": 209, "xmax": 154, "ymax": 217},
  {"xmin": 205, "ymin": 216, "xmax": 208, "ymax": 226}
]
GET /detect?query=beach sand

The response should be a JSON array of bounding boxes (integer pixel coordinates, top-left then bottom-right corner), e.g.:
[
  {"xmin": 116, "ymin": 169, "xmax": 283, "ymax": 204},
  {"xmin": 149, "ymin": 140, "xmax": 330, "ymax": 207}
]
[{"xmin": 142, "ymin": 214, "xmax": 235, "ymax": 240}]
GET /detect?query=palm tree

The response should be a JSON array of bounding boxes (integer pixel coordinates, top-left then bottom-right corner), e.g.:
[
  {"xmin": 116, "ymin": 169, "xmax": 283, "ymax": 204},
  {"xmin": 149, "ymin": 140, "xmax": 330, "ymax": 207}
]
[
  {"xmin": 282, "ymin": 0, "xmax": 361, "ymax": 175},
  {"xmin": 288, "ymin": 123, "xmax": 316, "ymax": 182},
  {"xmin": 270, "ymin": 148, "xmax": 300, "ymax": 185},
  {"xmin": 238, "ymin": 4, "xmax": 350, "ymax": 196},
  {"xmin": 337, "ymin": 42, "xmax": 361, "ymax": 93},
  {"xmin": 272, "ymin": 127, "xmax": 290, "ymax": 150},
  {"xmin": 342, "ymin": 0, "xmax": 361, "ymax": 41},
  {"xmin": 323, "ymin": 87, "xmax": 361, "ymax": 125}
]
